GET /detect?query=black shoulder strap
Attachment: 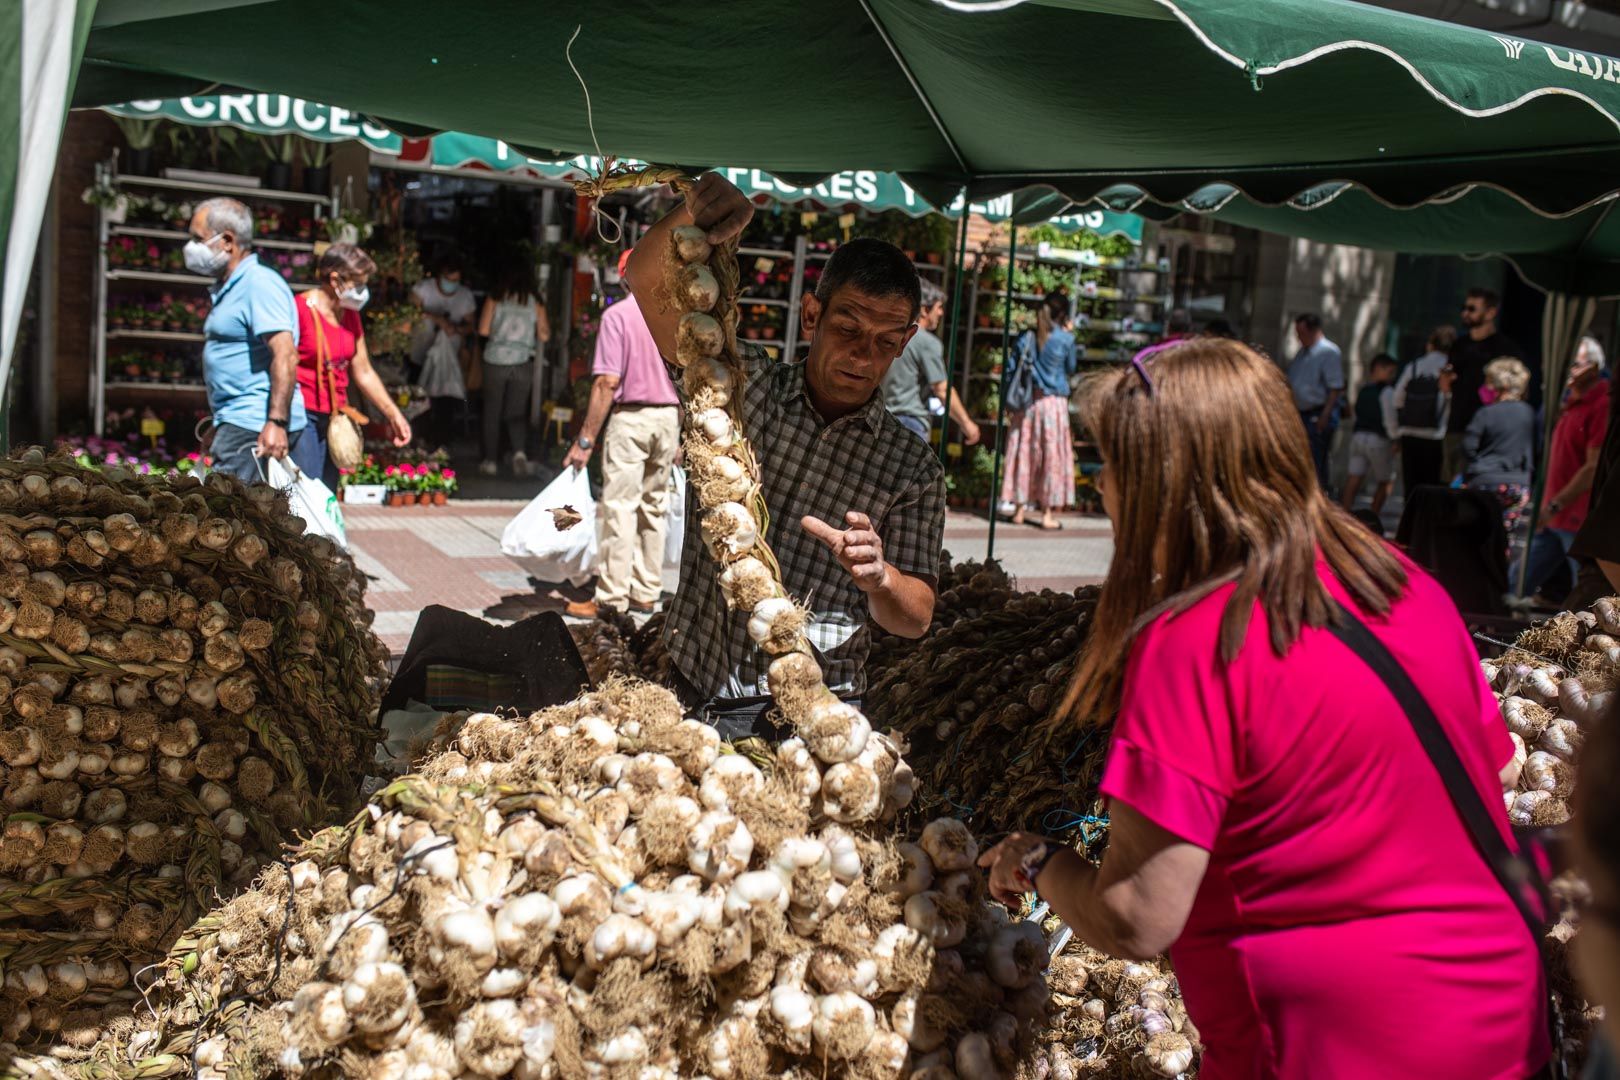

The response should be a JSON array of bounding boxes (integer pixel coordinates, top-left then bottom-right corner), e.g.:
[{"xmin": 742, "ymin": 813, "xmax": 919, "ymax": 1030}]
[{"xmin": 1326, "ymin": 601, "xmax": 1545, "ymax": 936}]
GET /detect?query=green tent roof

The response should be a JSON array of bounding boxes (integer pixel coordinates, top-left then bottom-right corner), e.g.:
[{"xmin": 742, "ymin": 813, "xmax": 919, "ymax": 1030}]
[{"xmin": 74, "ymin": 0, "xmax": 1620, "ymax": 216}]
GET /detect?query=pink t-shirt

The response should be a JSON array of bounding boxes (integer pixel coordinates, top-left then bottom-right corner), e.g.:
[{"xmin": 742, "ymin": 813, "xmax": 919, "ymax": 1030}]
[
  {"xmin": 592, "ymin": 295, "xmax": 677, "ymax": 406},
  {"xmin": 1099, "ymin": 558, "xmax": 1547, "ymax": 1080}
]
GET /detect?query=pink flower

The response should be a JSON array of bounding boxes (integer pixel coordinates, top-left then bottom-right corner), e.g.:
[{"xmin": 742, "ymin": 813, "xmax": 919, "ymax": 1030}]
[{"xmin": 442, "ymin": 469, "xmax": 456, "ymax": 480}]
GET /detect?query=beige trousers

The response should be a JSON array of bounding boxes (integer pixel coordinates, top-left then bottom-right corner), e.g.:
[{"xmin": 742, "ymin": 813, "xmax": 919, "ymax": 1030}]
[{"xmin": 594, "ymin": 405, "xmax": 681, "ymax": 609}]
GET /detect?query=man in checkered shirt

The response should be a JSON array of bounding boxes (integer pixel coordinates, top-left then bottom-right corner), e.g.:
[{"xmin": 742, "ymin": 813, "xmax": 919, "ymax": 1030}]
[{"xmin": 623, "ymin": 173, "xmax": 945, "ymax": 735}]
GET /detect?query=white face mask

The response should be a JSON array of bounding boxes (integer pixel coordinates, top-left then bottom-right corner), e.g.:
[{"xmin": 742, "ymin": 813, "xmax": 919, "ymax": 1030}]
[
  {"xmin": 184, "ymin": 234, "xmax": 230, "ymax": 277},
  {"xmin": 338, "ymin": 285, "xmax": 370, "ymax": 311}
]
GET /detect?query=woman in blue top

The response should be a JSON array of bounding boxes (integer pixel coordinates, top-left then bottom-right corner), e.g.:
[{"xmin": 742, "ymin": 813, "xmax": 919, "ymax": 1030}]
[{"xmin": 1001, "ymin": 292, "xmax": 1079, "ymax": 530}]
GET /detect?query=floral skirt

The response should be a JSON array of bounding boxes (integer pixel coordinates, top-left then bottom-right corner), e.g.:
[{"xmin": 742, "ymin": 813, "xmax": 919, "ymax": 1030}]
[{"xmin": 1000, "ymin": 393, "xmax": 1074, "ymax": 510}]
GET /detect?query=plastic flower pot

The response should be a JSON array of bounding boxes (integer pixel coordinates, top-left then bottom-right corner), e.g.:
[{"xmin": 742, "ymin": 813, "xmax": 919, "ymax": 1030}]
[
  {"xmin": 388, "ymin": 492, "xmax": 409, "ymax": 507},
  {"xmin": 433, "ymin": 492, "xmax": 447, "ymax": 506},
  {"xmin": 418, "ymin": 493, "xmax": 434, "ymax": 506}
]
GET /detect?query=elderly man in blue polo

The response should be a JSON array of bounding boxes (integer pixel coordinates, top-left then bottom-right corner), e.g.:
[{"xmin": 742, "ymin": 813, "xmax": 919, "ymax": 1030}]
[{"xmin": 186, "ymin": 197, "xmax": 307, "ymax": 482}]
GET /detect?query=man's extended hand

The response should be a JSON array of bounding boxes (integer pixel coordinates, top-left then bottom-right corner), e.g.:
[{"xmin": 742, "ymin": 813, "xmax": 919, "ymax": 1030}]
[
  {"xmin": 685, "ymin": 173, "xmax": 754, "ymax": 247},
  {"xmin": 802, "ymin": 512, "xmax": 890, "ymax": 594},
  {"xmin": 962, "ymin": 419, "xmax": 982, "ymax": 446},
  {"xmin": 257, "ymin": 421, "xmax": 289, "ymax": 460}
]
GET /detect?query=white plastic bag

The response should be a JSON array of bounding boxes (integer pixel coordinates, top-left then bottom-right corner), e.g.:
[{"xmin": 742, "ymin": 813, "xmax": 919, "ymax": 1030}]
[
  {"xmin": 500, "ymin": 466, "xmax": 597, "ymax": 586},
  {"xmin": 419, "ymin": 330, "xmax": 466, "ymax": 400},
  {"xmin": 264, "ymin": 455, "xmax": 348, "ymax": 549},
  {"xmin": 662, "ymin": 465, "xmax": 687, "ymax": 589}
]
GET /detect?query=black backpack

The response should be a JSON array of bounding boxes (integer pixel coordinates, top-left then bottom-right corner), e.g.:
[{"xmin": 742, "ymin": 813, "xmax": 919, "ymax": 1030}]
[{"xmin": 1398, "ymin": 368, "xmax": 1442, "ymax": 428}]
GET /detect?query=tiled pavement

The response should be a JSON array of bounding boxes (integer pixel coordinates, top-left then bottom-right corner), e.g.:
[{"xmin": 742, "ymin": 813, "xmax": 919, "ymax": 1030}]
[{"xmin": 347, "ymin": 502, "xmax": 1113, "ymax": 657}]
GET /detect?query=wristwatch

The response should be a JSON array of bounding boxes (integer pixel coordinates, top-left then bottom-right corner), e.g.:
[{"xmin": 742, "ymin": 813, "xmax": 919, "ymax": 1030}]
[
  {"xmin": 267, "ymin": 416, "xmax": 289, "ymax": 429},
  {"xmin": 1019, "ymin": 841, "xmax": 1065, "ymax": 895},
  {"xmin": 576, "ymin": 436, "xmax": 594, "ymax": 450}
]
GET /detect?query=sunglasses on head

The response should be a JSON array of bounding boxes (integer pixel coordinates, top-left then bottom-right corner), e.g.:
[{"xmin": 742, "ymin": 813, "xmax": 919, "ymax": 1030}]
[{"xmin": 1128, "ymin": 341, "xmax": 1182, "ymax": 395}]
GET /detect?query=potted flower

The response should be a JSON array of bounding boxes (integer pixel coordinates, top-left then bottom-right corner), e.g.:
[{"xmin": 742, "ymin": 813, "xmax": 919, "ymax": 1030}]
[
  {"xmin": 342, "ymin": 456, "xmax": 388, "ymax": 504},
  {"xmin": 118, "ymin": 351, "xmax": 143, "ymax": 381},
  {"xmin": 440, "ymin": 468, "xmax": 457, "ymax": 504},
  {"xmin": 383, "ymin": 465, "xmax": 409, "ymax": 506},
  {"xmin": 418, "ymin": 466, "xmax": 444, "ymax": 506}
]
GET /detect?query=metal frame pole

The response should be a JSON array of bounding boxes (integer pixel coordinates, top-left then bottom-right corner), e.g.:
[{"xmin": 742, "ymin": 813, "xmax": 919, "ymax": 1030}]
[
  {"xmin": 939, "ymin": 185, "xmax": 971, "ymax": 464},
  {"xmin": 987, "ymin": 224, "xmax": 1016, "ymax": 560}
]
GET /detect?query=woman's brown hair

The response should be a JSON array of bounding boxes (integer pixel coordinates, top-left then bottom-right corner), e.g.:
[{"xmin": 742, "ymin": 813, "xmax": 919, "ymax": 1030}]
[
  {"xmin": 1062, "ymin": 337, "xmax": 1407, "ymax": 725},
  {"xmin": 317, "ymin": 242, "xmax": 376, "ymax": 282}
]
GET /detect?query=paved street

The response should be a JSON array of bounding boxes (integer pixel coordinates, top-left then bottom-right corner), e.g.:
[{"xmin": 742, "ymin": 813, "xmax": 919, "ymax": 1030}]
[{"xmin": 346, "ymin": 501, "xmax": 1113, "ymax": 656}]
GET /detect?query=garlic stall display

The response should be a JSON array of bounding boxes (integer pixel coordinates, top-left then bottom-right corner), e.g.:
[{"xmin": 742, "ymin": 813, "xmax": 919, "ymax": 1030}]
[
  {"xmin": 1030, "ymin": 942, "xmax": 1197, "ymax": 1079},
  {"xmin": 866, "ymin": 586, "xmax": 1101, "ymax": 841},
  {"xmin": 1483, "ymin": 597, "xmax": 1619, "ymax": 1066},
  {"xmin": 50, "ymin": 681, "xmax": 1053, "ymax": 1079},
  {"xmin": 0, "ymin": 449, "xmax": 385, "ymax": 1046},
  {"xmin": 1485, "ymin": 597, "xmax": 1617, "ymax": 831}
]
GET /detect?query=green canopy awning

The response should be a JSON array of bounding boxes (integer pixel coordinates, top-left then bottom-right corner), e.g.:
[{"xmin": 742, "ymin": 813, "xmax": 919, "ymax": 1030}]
[
  {"xmin": 74, "ymin": 0, "xmax": 1620, "ymax": 214},
  {"xmin": 7, "ymin": 0, "xmax": 1620, "ymax": 384}
]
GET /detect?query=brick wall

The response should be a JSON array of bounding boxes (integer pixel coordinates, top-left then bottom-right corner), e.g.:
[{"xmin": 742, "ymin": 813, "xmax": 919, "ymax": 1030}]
[{"xmin": 51, "ymin": 111, "xmax": 121, "ymax": 433}]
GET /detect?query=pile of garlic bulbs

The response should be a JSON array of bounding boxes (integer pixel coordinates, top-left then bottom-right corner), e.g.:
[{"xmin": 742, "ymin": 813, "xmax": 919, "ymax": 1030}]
[
  {"xmin": 1029, "ymin": 942, "xmax": 1198, "ymax": 1080},
  {"xmin": 1486, "ymin": 597, "xmax": 1617, "ymax": 829},
  {"xmin": 66, "ymin": 680, "xmax": 1050, "ymax": 1080},
  {"xmin": 0, "ymin": 450, "xmax": 385, "ymax": 1047}
]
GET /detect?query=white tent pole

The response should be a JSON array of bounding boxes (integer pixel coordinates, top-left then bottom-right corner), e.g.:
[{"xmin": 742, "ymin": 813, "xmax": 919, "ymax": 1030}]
[{"xmin": 1, "ymin": 0, "xmax": 82, "ymax": 442}]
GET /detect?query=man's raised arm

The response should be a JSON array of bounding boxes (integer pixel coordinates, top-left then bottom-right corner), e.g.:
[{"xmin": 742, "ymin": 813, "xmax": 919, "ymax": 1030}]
[{"xmin": 624, "ymin": 174, "xmax": 755, "ymax": 362}]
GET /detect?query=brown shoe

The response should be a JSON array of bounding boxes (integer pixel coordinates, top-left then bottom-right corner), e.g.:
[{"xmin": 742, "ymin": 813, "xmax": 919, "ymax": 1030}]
[
  {"xmin": 564, "ymin": 599, "xmax": 599, "ymax": 619},
  {"xmin": 629, "ymin": 600, "xmax": 657, "ymax": 614}
]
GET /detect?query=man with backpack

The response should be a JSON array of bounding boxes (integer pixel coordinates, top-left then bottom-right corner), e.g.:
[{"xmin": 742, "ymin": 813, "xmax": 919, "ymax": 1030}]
[{"xmin": 1394, "ymin": 325, "xmax": 1456, "ymax": 489}]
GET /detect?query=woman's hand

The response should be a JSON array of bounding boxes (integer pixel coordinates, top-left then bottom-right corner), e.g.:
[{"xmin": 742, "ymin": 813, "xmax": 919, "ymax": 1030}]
[
  {"xmin": 978, "ymin": 832, "xmax": 1053, "ymax": 906},
  {"xmin": 387, "ymin": 409, "xmax": 412, "ymax": 448}
]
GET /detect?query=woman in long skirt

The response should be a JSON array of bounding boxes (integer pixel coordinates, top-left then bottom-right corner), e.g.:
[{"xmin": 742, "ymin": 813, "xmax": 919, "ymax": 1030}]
[{"xmin": 1001, "ymin": 293, "xmax": 1078, "ymax": 530}]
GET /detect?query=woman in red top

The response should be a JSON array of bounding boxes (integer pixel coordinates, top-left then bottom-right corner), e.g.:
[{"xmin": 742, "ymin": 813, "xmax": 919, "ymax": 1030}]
[
  {"xmin": 290, "ymin": 243, "xmax": 412, "ymax": 489},
  {"xmin": 980, "ymin": 338, "xmax": 1548, "ymax": 1079}
]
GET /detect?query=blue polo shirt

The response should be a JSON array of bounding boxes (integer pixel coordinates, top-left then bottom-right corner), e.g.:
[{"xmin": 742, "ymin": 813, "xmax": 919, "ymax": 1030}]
[{"xmin": 203, "ymin": 253, "xmax": 306, "ymax": 432}]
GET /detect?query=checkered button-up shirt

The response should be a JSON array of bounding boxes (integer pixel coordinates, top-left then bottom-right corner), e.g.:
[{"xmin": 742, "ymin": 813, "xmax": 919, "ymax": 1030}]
[{"xmin": 664, "ymin": 344, "xmax": 946, "ymax": 699}]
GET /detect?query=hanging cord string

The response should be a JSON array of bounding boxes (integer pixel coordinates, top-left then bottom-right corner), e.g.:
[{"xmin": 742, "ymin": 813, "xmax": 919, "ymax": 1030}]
[{"xmin": 565, "ymin": 24, "xmax": 623, "ymax": 245}]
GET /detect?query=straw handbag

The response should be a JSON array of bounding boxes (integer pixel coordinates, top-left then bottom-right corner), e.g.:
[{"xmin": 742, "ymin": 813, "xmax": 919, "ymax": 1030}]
[{"xmin": 309, "ymin": 303, "xmax": 367, "ymax": 471}]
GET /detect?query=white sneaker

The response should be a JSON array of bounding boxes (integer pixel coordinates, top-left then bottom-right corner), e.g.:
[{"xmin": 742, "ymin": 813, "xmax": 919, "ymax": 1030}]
[
  {"xmin": 511, "ymin": 451, "xmax": 530, "ymax": 477},
  {"xmin": 478, "ymin": 459, "xmax": 498, "ymax": 477}
]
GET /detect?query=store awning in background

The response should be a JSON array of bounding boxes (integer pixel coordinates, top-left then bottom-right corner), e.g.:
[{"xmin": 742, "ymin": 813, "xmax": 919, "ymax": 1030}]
[{"xmin": 103, "ymin": 97, "xmax": 1144, "ymax": 240}]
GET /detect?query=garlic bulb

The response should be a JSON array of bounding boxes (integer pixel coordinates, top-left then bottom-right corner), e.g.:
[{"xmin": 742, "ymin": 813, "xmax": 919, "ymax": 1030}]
[
  {"xmin": 699, "ymin": 754, "xmax": 765, "ymax": 810},
  {"xmin": 671, "ymin": 224, "xmax": 713, "ymax": 265},
  {"xmin": 811, "ymin": 992, "xmax": 876, "ymax": 1061},
  {"xmin": 822, "ymin": 760, "xmax": 883, "ymax": 823},
  {"xmin": 986, "ymin": 920, "xmax": 1046, "ymax": 989},
  {"xmin": 687, "ymin": 810, "xmax": 754, "ymax": 882},
  {"xmin": 747, "ymin": 596, "xmax": 802, "ymax": 653},
  {"xmin": 921, "ymin": 817, "xmax": 979, "ymax": 872},
  {"xmin": 454, "ymin": 1000, "xmax": 526, "ymax": 1078},
  {"xmin": 676, "ymin": 312, "xmax": 725, "ymax": 364},
  {"xmin": 905, "ymin": 891, "xmax": 966, "ymax": 947},
  {"xmin": 775, "ymin": 738, "xmax": 822, "ymax": 800},
  {"xmin": 894, "ymin": 842, "xmax": 934, "ymax": 897},
  {"xmin": 718, "ymin": 557, "xmax": 774, "ymax": 612},
  {"xmin": 770, "ymin": 984, "xmax": 815, "ymax": 1053},
  {"xmin": 702, "ymin": 502, "xmax": 758, "ymax": 559},
  {"xmin": 586, "ymin": 914, "xmax": 657, "ymax": 967},
  {"xmin": 677, "ymin": 264, "xmax": 721, "ymax": 312},
  {"xmin": 800, "ymin": 696, "xmax": 870, "ymax": 764},
  {"xmin": 694, "ymin": 408, "xmax": 735, "ymax": 448},
  {"xmin": 342, "ymin": 962, "xmax": 415, "ymax": 1034}
]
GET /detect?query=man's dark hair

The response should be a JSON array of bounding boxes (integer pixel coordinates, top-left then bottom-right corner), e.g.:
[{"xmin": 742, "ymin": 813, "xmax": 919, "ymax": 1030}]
[
  {"xmin": 1043, "ymin": 291, "xmax": 1071, "ymax": 324},
  {"xmin": 1369, "ymin": 352, "xmax": 1398, "ymax": 373},
  {"xmin": 1428, "ymin": 324, "xmax": 1458, "ymax": 353},
  {"xmin": 815, "ymin": 238, "xmax": 921, "ymax": 322},
  {"xmin": 1202, "ymin": 317, "xmax": 1236, "ymax": 339},
  {"xmin": 1167, "ymin": 308, "xmax": 1193, "ymax": 334},
  {"xmin": 918, "ymin": 279, "xmax": 945, "ymax": 310},
  {"xmin": 435, "ymin": 251, "xmax": 464, "ymax": 277},
  {"xmin": 1294, "ymin": 312, "xmax": 1323, "ymax": 332},
  {"xmin": 1467, "ymin": 286, "xmax": 1500, "ymax": 310}
]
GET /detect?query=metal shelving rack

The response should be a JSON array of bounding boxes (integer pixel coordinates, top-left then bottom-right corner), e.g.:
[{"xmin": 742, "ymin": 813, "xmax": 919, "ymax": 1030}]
[
  {"xmin": 91, "ymin": 162, "xmax": 335, "ymax": 436},
  {"xmin": 953, "ymin": 245, "xmax": 1171, "ymax": 433}
]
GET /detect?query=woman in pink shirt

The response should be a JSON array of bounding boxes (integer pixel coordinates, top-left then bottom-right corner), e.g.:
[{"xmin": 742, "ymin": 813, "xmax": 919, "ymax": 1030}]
[{"xmin": 981, "ymin": 337, "xmax": 1548, "ymax": 1079}]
